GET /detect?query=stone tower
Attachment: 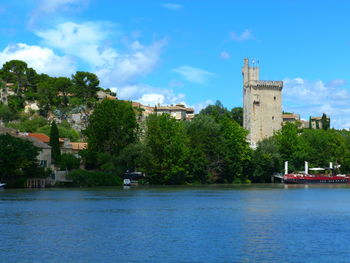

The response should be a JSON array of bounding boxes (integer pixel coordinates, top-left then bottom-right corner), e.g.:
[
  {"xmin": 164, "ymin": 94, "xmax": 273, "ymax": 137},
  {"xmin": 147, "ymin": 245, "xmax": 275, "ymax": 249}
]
[{"xmin": 242, "ymin": 58, "xmax": 283, "ymax": 147}]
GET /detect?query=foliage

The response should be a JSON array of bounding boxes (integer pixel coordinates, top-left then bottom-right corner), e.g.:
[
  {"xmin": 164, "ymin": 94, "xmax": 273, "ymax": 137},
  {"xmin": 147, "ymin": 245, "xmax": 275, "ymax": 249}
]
[
  {"xmin": 6, "ymin": 117, "xmax": 47, "ymax": 132},
  {"xmin": 59, "ymin": 153, "xmax": 80, "ymax": 171},
  {"xmin": 250, "ymin": 138, "xmax": 282, "ymax": 182},
  {"xmin": 248, "ymin": 124, "xmax": 350, "ymax": 178},
  {"xmin": 117, "ymin": 143, "xmax": 145, "ymax": 173},
  {"xmin": 185, "ymin": 115, "xmax": 223, "ymax": 183},
  {"xmin": 84, "ymin": 99, "xmax": 138, "ymax": 156},
  {"xmin": 199, "ymin": 100, "xmax": 243, "ymax": 126},
  {"xmin": 0, "ymin": 134, "xmax": 40, "ymax": 186},
  {"xmin": 71, "ymin": 71, "xmax": 99, "ymax": 106},
  {"xmin": 0, "ymin": 103, "xmax": 17, "ymax": 122},
  {"xmin": 50, "ymin": 121, "xmax": 61, "ymax": 163},
  {"xmin": 143, "ymin": 114, "xmax": 190, "ymax": 184},
  {"xmin": 231, "ymin": 107, "xmax": 243, "ymax": 126},
  {"xmin": 199, "ymin": 100, "xmax": 231, "ymax": 120},
  {"xmin": 321, "ymin": 113, "xmax": 330, "ymax": 130},
  {"xmin": 36, "ymin": 124, "xmax": 80, "ymax": 141},
  {"xmin": 67, "ymin": 169, "xmax": 122, "ymax": 187}
]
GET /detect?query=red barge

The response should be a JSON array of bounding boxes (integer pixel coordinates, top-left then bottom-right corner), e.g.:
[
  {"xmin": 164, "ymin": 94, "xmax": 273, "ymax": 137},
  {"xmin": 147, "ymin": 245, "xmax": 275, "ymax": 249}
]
[{"xmin": 281, "ymin": 161, "xmax": 350, "ymax": 184}]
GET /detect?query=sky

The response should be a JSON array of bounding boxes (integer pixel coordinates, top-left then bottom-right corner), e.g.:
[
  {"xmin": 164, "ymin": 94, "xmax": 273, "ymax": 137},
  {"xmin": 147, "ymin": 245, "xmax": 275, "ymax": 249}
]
[{"xmin": 0, "ymin": 0, "xmax": 350, "ymax": 128}]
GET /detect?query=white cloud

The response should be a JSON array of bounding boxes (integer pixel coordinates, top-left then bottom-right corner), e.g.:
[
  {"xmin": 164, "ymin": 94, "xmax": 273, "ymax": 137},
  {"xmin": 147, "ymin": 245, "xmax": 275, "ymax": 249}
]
[
  {"xmin": 36, "ymin": 21, "xmax": 117, "ymax": 67},
  {"xmin": 0, "ymin": 43, "xmax": 75, "ymax": 76},
  {"xmin": 230, "ymin": 29, "xmax": 253, "ymax": 41},
  {"xmin": 97, "ymin": 39, "xmax": 166, "ymax": 87},
  {"xmin": 30, "ymin": 0, "xmax": 89, "ymax": 26},
  {"xmin": 111, "ymin": 84, "xmax": 186, "ymax": 107},
  {"xmin": 283, "ymin": 77, "xmax": 350, "ymax": 129},
  {"xmin": 220, "ymin": 51, "xmax": 231, "ymax": 60},
  {"xmin": 36, "ymin": 21, "xmax": 166, "ymax": 87},
  {"xmin": 173, "ymin": 65, "xmax": 214, "ymax": 84},
  {"xmin": 159, "ymin": 3, "xmax": 182, "ymax": 10}
]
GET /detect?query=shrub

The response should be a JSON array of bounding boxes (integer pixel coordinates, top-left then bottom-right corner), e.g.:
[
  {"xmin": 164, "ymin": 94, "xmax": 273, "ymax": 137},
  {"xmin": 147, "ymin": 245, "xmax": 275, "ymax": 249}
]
[
  {"xmin": 67, "ymin": 169, "xmax": 122, "ymax": 187},
  {"xmin": 60, "ymin": 153, "xmax": 80, "ymax": 171}
]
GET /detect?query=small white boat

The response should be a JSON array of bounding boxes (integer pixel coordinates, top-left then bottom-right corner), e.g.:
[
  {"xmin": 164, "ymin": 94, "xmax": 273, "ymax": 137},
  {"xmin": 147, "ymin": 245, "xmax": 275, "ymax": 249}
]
[
  {"xmin": 123, "ymin": 179, "xmax": 131, "ymax": 186},
  {"xmin": 0, "ymin": 183, "xmax": 6, "ymax": 188}
]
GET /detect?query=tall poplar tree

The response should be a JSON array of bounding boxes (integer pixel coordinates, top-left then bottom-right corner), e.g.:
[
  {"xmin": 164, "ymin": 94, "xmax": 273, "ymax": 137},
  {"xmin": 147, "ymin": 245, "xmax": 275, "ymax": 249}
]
[{"xmin": 50, "ymin": 121, "xmax": 61, "ymax": 163}]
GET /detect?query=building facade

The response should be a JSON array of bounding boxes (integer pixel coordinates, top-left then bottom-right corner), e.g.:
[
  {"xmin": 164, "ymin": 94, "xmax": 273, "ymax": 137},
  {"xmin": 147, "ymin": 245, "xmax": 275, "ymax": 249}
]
[{"xmin": 243, "ymin": 58, "xmax": 283, "ymax": 147}]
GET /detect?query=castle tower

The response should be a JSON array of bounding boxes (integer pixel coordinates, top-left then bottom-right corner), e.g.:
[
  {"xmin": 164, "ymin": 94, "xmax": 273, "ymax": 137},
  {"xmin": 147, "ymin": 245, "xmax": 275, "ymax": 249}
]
[{"xmin": 242, "ymin": 58, "xmax": 283, "ymax": 148}]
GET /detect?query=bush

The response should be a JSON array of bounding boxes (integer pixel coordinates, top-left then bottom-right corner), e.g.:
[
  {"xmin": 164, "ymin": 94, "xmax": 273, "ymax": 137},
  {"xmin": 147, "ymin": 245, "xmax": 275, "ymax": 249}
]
[
  {"xmin": 7, "ymin": 117, "xmax": 47, "ymax": 132},
  {"xmin": 0, "ymin": 103, "xmax": 17, "ymax": 122},
  {"xmin": 36, "ymin": 125, "xmax": 80, "ymax": 141},
  {"xmin": 60, "ymin": 153, "xmax": 80, "ymax": 171},
  {"xmin": 67, "ymin": 169, "xmax": 122, "ymax": 187}
]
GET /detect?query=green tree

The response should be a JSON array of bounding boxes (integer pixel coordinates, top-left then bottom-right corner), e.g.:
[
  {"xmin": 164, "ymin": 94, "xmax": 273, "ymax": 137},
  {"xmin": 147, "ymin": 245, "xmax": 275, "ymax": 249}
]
[
  {"xmin": 143, "ymin": 114, "xmax": 190, "ymax": 184},
  {"xmin": 50, "ymin": 121, "xmax": 61, "ymax": 163},
  {"xmin": 231, "ymin": 107, "xmax": 243, "ymax": 126},
  {"xmin": 60, "ymin": 153, "xmax": 80, "ymax": 171},
  {"xmin": 54, "ymin": 77, "xmax": 73, "ymax": 107},
  {"xmin": 71, "ymin": 71, "xmax": 99, "ymax": 105},
  {"xmin": 218, "ymin": 116, "xmax": 251, "ymax": 183},
  {"xmin": 84, "ymin": 99, "xmax": 138, "ymax": 156},
  {"xmin": 321, "ymin": 113, "xmax": 330, "ymax": 130},
  {"xmin": 0, "ymin": 134, "xmax": 39, "ymax": 185},
  {"xmin": 199, "ymin": 100, "xmax": 231, "ymax": 120},
  {"xmin": 0, "ymin": 103, "xmax": 16, "ymax": 122},
  {"xmin": 250, "ymin": 138, "xmax": 282, "ymax": 182},
  {"xmin": 185, "ymin": 115, "xmax": 224, "ymax": 183},
  {"xmin": 0, "ymin": 60, "xmax": 28, "ymax": 95}
]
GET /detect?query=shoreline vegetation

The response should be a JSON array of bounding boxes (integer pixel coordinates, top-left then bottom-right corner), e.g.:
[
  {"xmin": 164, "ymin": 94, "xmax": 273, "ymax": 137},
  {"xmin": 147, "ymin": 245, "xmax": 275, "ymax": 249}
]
[{"xmin": 1, "ymin": 60, "xmax": 350, "ymax": 188}]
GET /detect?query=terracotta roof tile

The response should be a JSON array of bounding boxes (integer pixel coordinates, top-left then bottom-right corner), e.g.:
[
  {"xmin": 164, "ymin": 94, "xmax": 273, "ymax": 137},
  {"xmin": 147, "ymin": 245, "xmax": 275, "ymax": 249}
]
[{"xmin": 28, "ymin": 133, "xmax": 50, "ymax": 143}]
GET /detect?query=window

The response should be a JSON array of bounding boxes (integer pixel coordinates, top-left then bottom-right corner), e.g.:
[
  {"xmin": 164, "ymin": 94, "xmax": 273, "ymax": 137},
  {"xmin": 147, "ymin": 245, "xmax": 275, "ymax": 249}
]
[
  {"xmin": 272, "ymin": 116, "xmax": 274, "ymax": 120},
  {"xmin": 274, "ymin": 96, "xmax": 276, "ymax": 101}
]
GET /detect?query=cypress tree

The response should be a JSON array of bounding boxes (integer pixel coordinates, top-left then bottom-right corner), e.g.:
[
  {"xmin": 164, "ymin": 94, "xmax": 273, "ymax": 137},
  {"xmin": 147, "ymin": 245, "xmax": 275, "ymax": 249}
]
[
  {"xmin": 309, "ymin": 116, "xmax": 312, "ymax": 129},
  {"xmin": 50, "ymin": 121, "xmax": 61, "ymax": 163},
  {"xmin": 321, "ymin": 113, "xmax": 329, "ymax": 130}
]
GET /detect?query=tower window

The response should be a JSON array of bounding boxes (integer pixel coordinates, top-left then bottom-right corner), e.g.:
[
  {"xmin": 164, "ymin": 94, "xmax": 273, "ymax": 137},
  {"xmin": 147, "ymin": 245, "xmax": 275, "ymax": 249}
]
[
  {"xmin": 274, "ymin": 96, "xmax": 276, "ymax": 101},
  {"xmin": 272, "ymin": 116, "xmax": 274, "ymax": 120}
]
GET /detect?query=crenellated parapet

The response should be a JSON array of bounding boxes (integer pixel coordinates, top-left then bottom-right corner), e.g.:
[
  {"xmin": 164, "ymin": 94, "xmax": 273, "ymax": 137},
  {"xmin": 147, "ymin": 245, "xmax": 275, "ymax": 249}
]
[{"xmin": 256, "ymin": 80, "xmax": 283, "ymax": 88}]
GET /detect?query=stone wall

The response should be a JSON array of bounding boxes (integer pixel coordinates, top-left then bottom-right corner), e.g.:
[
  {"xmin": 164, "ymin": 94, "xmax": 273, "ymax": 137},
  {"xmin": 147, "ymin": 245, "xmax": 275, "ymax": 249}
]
[{"xmin": 243, "ymin": 59, "xmax": 283, "ymax": 147}]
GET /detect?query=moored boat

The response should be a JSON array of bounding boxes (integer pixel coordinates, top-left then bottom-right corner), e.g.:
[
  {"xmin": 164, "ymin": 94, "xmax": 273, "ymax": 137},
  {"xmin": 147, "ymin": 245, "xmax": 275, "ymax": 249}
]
[
  {"xmin": 282, "ymin": 161, "xmax": 350, "ymax": 184},
  {"xmin": 283, "ymin": 173, "xmax": 350, "ymax": 184}
]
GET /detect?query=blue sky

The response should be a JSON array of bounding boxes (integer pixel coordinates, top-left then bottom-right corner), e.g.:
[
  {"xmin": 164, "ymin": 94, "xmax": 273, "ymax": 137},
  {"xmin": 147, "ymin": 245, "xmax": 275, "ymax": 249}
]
[{"xmin": 1, "ymin": 0, "xmax": 350, "ymax": 128}]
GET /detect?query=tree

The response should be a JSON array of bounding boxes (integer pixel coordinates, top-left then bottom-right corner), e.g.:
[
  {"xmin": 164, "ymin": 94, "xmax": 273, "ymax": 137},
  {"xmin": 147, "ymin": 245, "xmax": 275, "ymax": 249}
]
[
  {"xmin": 321, "ymin": 113, "xmax": 330, "ymax": 130},
  {"xmin": 60, "ymin": 153, "xmax": 80, "ymax": 171},
  {"xmin": 0, "ymin": 103, "xmax": 16, "ymax": 122},
  {"xmin": 50, "ymin": 121, "xmax": 61, "ymax": 163},
  {"xmin": 199, "ymin": 100, "xmax": 231, "ymax": 120},
  {"xmin": 218, "ymin": 116, "xmax": 251, "ymax": 183},
  {"xmin": 143, "ymin": 114, "xmax": 190, "ymax": 184},
  {"xmin": 0, "ymin": 134, "xmax": 39, "ymax": 185},
  {"xmin": 0, "ymin": 60, "xmax": 28, "ymax": 95},
  {"xmin": 250, "ymin": 138, "xmax": 282, "ymax": 182},
  {"xmin": 231, "ymin": 107, "xmax": 243, "ymax": 126},
  {"xmin": 71, "ymin": 71, "xmax": 100, "ymax": 105},
  {"xmin": 309, "ymin": 116, "xmax": 312, "ymax": 129},
  {"xmin": 185, "ymin": 115, "xmax": 224, "ymax": 183},
  {"xmin": 84, "ymin": 99, "xmax": 138, "ymax": 156},
  {"xmin": 54, "ymin": 77, "xmax": 73, "ymax": 107}
]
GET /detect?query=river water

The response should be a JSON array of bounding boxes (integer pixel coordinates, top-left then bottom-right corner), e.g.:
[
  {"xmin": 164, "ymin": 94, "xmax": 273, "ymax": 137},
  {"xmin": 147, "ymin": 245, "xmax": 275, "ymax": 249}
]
[{"xmin": 1, "ymin": 184, "xmax": 350, "ymax": 263}]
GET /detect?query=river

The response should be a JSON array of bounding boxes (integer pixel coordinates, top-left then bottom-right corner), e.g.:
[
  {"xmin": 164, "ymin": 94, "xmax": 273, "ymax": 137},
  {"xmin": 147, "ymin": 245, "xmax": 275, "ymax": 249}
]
[{"xmin": 1, "ymin": 184, "xmax": 350, "ymax": 263}]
